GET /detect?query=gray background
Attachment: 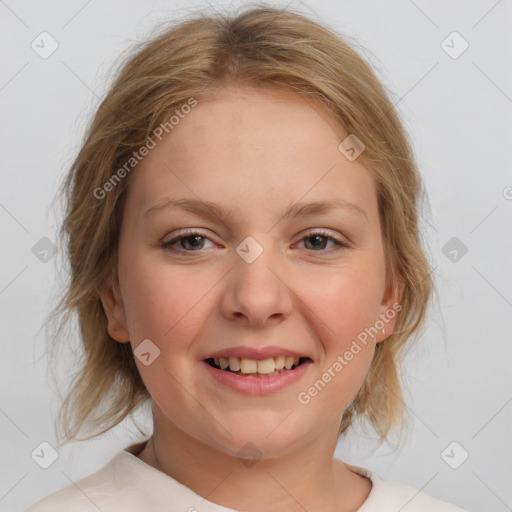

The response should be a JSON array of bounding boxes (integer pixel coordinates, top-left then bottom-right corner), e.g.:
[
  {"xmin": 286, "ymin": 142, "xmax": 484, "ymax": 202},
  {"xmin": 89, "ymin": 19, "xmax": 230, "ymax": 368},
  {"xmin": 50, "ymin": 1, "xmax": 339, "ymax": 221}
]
[{"xmin": 1, "ymin": 1, "xmax": 511, "ymax": 511}]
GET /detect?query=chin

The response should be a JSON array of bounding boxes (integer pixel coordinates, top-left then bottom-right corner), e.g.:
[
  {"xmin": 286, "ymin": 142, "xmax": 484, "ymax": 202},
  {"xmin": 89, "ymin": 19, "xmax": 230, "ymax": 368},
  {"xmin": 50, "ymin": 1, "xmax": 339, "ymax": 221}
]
[{"xmin": 203, "ymin": 412, "xmax": 311, "ymax": 461}]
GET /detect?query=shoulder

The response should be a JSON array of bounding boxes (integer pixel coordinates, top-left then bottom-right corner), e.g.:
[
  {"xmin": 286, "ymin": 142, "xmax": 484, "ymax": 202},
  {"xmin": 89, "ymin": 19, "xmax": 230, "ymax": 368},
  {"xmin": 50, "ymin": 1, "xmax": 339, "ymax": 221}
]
[
  {"xmin": 24, "ymin": 451, "xmax": 134, "ymax": 512},
  {"xmin": 348, "ymin": 465, "xmax": 468, "ymax": 512},
  {"xmin": 367, "ymin": 476, "xmax": 468, "ymax": 511},
  {"xmin": 24, "ymin": 441, "xmax": 237, "ymax": 512}
]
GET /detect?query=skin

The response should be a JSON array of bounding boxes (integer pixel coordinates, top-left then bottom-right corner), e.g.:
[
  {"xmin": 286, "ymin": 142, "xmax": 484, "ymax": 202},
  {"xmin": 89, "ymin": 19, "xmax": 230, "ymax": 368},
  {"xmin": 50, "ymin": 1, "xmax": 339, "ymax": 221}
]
[{"xmin": 100, "ymin": 85, "xmax": 401, "ymax": 512}]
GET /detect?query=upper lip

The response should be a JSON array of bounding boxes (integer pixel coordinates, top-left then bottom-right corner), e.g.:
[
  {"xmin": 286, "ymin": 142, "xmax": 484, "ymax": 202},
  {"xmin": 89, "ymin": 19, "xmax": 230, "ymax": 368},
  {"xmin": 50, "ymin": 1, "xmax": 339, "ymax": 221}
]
[{"xmin": 202, "ymin": 346, "xmax": 311, "ymax": 361}]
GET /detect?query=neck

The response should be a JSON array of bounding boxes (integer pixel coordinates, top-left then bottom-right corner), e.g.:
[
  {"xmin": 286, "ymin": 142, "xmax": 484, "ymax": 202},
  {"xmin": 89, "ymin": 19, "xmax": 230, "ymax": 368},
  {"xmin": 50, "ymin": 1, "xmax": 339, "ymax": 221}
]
[{"xmin": 136, "ymin": 404, "xmax": 371, "ymax": 512}]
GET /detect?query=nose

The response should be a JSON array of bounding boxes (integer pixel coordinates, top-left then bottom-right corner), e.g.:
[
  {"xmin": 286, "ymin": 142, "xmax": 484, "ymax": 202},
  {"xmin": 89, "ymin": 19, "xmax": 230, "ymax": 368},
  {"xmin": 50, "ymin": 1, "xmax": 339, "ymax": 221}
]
[{"xmin": 220, "ymin": 239, "xmax": 293, "ymax": 328}]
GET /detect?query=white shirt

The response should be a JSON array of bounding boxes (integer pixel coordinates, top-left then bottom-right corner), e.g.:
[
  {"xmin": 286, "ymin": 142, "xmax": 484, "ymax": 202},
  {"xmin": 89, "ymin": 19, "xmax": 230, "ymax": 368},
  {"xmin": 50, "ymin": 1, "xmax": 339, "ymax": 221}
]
[{"xmin": 25, "ymin": 442, "xmax": 468, "ymax": 511}]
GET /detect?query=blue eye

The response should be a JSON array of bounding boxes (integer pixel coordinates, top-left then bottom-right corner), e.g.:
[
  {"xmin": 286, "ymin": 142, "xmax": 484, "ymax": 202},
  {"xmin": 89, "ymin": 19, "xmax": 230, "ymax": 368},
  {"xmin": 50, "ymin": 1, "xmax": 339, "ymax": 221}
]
[{"xmin": 162, "ymin": 229, "xmax": 349, "ymax": 254}]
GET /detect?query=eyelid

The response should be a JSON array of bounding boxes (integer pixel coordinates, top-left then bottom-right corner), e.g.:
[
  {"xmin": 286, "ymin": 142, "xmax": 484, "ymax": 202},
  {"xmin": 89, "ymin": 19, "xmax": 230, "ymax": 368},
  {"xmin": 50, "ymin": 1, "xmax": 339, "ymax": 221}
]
[
  {"xmin": 163, "ymin": 227, "xmax": 213, "ymax": 242},
  {"xmin": 295, "ymin": 228, "xmax": 351, "ymax": 247},
  {"xmin": 299, "ymin": 228, "xmax": 347, "ymax": 240}
]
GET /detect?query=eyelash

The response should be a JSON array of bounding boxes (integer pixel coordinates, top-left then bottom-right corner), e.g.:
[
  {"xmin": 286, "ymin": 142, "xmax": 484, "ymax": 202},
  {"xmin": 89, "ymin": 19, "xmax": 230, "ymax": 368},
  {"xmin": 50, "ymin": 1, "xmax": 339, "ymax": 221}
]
[{"xmin": 162, "ymin": 229, "xmax": 350, "ymax": 254}]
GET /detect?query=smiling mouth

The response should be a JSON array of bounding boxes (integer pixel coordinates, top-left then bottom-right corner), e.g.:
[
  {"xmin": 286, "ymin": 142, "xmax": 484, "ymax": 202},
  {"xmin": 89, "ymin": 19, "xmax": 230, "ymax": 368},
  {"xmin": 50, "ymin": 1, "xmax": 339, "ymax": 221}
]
[{"xmin": 205, "ymin": 356, "xmax": 310, "ymax": 377}]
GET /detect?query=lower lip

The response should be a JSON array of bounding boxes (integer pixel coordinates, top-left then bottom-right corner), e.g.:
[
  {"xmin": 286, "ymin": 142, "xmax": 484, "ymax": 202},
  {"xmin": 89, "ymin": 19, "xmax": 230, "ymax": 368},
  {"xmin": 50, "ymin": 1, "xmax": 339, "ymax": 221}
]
[{"xmin": 202, "ymin": 360, "xmax": 312, "ymax": 395}]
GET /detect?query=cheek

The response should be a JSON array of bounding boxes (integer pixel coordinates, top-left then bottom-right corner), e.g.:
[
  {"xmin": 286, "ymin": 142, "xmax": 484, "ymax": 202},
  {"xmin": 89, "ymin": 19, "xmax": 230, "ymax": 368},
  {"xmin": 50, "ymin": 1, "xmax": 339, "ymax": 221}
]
[
  {"xmin": 119, "ymin": 256, "xmax": 217, "ymax": 346},
  {"xmin": 118, "ymin": 259, "xmax": 214, "ymax": 402},
  {"xmin": 294, "ymin": 271, "xmax": 381, "ymax": 416},
  {"xmin": 293, "ymin": 257, "xmax": 385, "ymax": 400},
  {"xmin": 299, "ymin": 258, "xmax": 386, "ymax": 344}
]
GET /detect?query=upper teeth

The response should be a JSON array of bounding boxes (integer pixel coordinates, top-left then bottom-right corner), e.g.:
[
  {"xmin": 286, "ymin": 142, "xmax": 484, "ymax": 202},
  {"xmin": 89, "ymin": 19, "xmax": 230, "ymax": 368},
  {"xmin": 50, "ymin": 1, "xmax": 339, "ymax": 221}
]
[{"xmin": 213, "ymin": 356, "xmax": 300, "ymax": 374}]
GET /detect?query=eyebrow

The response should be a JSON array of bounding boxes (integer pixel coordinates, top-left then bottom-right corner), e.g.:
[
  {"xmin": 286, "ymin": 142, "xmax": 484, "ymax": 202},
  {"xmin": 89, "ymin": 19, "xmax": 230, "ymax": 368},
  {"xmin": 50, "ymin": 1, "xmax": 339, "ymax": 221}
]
[{"xmin": 144, "ymin": 197, "xmax": 367, "ymax": 222}]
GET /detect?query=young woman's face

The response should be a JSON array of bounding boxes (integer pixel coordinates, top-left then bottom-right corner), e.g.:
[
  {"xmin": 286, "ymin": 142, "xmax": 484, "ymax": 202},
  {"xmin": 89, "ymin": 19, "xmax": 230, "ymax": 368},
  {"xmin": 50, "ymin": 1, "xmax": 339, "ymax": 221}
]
[{"xmin": 105, "ymin": 86, "xmax": 399, "ymax": 458}]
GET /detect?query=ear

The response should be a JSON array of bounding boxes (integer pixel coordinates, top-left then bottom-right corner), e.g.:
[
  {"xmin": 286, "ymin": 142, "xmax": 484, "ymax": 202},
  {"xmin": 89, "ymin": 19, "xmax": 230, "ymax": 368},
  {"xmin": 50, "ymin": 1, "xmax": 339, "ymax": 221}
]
[
  {"xmin": 375, "ymin": 273, "xmax": 404, "ymax": 344},
  {"xmin": 99, "ymin": 274, "xmax": 130, "ymax": 343}
]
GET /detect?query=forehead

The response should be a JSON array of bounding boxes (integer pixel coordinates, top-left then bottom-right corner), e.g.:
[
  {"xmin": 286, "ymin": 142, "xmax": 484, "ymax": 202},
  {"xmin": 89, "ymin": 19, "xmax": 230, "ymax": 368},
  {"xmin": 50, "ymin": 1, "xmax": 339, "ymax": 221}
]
[{"xmin": 123, "ymin": 86, "xmax": 378, "ymax": 225}]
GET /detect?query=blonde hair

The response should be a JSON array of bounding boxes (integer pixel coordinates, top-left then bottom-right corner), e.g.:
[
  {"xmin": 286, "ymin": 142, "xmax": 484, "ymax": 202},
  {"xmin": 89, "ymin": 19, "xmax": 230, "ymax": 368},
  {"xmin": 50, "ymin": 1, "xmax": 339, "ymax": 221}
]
[{"xmin": 50, "ymin": 4, "xmax": 433, "ymax": 445}]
